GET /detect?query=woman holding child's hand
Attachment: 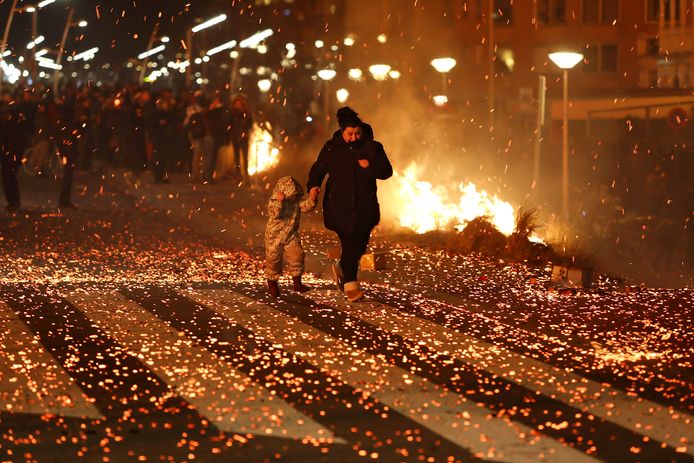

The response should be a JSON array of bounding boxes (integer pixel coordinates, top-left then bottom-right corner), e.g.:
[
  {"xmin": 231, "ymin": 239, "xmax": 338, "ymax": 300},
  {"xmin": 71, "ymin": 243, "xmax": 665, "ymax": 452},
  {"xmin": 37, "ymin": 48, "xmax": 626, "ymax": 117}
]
[{"xmin": 307, "ymin": 107, "xmax": 392, "ymax": 302}]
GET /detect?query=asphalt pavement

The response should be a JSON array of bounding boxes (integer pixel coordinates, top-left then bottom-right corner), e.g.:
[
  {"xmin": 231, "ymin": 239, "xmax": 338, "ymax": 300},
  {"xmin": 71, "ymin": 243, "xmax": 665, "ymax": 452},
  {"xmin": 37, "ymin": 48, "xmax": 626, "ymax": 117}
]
[{"xmin": 0, "ymin": 168, "xmax": 691, "ymax": 462}]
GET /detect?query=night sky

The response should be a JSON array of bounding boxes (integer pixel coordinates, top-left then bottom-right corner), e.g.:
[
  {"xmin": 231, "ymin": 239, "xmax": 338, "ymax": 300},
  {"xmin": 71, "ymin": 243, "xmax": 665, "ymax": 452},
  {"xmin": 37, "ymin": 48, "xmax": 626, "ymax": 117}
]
[{"xmin": 0, "ymin": 0, "xmax": 240, "ymax": 64}]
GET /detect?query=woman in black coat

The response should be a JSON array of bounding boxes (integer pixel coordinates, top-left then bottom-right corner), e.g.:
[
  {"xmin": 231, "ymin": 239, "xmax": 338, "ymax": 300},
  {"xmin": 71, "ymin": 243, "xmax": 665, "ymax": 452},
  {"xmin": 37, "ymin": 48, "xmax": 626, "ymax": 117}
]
[{"xmin": 307, "ymin": 107, "xmax": 392, "ymax": 301}]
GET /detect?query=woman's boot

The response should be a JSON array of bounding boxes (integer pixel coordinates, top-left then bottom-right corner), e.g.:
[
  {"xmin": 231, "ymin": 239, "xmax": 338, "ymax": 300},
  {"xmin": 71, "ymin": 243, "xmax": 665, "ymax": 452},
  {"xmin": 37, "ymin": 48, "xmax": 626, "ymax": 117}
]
[
  {"xmin": 292, "ymin": 275, "xmax": 310, "ymax": 293},
  {"xmin": 331, "ymin": 261, "xmax": 344, "ymax": 292},
  {"xmin": 267, "ymin": 279, "xmax": 280, "ymax": 297},
  {"xmin": 344, "ymin": 281, "xmax": 364, "ymax": 302}
]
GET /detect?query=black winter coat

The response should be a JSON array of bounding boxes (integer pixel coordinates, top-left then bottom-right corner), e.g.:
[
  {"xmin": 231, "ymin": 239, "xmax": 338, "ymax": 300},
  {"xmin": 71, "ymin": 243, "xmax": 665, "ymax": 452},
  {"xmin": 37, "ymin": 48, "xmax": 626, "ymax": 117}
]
[{"xmin": 308, "ymin": 130, "xmax": 393, "ymax": 234}]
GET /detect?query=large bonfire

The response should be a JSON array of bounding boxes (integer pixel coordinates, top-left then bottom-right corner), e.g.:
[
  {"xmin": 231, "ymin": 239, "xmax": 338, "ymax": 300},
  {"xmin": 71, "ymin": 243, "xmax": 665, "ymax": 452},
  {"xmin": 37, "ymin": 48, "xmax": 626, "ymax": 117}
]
[{"xmin": 385, "ymin": 163, "xmax": 518, "ymax": 235}]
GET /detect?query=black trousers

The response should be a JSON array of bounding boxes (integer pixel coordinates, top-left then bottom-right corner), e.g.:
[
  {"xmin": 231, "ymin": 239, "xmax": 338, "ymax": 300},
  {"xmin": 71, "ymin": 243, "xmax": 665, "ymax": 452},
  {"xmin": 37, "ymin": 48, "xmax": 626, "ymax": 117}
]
[
  {"xmin": 337, "ymin": 224, "xmax": 373, "ymax": 283},
  {"xmin": 1, "ymin": 153, "xmax": 20, "ymax": 207}
]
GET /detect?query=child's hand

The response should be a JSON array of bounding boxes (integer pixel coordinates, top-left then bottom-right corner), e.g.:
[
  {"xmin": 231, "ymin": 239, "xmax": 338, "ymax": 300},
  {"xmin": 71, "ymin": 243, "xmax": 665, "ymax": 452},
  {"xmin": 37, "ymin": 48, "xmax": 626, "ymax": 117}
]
[
  {"xmin": 309, "ymin": 187, "xmax": 320, "ymax": 201},
  {"xmin": 276, "ymin": 192, "xmax": 285, "ymax": 201},
  {"xmin": 358, "ymin": 159, "xmax": 370, "ymax": 168}
]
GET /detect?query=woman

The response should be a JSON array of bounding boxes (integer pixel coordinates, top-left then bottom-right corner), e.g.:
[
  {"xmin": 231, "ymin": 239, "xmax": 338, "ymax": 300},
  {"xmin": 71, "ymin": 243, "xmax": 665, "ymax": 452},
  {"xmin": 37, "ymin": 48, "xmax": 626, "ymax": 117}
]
[{"xmin": 307, "ymin": 107, "xmax": 392, "ymax": 302}]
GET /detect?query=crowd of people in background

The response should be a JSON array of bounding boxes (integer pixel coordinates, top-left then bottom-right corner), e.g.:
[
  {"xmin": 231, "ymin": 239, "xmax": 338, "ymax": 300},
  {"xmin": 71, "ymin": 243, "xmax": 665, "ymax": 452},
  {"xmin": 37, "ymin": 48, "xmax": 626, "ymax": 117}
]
[{"xmin": 0, "ymin": 83, "xmax": 256, "ymax": 211}]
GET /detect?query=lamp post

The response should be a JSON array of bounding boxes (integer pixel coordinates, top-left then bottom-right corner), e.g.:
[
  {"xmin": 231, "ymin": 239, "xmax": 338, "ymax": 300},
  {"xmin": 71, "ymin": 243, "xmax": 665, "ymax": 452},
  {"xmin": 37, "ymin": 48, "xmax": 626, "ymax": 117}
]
[
  {"xmin": 430, "ymin": 57, "xmax": 456, "ymax": 96},
  {"xmin": 548, "ymin": 51, "xmax": 583, "ymax": 223},
  {"xmin": 53, "ymin": 8, "xmax": 87, "ymax": 99},
  {"xmin": 317, "ymin": 68, "xmax": 336, "ymax": 120},
  {"xmin": 187, "ymin": 13, "xmax": 227, "ymax": 87},
  {"xmin": 368, "ymin": 64, "xmax": 390, "ymax": 99},
  {"xmin": 139, "ymin": 22, "xmax": 170, "ymax": 84},
  {"xmin": 0, "ymin": 0, "xmax": 20, "ymax": 87},
  {"xmin": 336, "ymin": 88, "xmax": 349, "ymax": 105}
]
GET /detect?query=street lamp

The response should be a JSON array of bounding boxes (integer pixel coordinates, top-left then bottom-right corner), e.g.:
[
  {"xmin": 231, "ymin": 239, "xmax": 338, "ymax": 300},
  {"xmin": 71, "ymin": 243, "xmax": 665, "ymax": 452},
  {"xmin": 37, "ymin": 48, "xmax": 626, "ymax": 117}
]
[
  {"xmin": 138, "ymin": 22, "xmax": 171, "ymax": 84},
  {"xmin": 432, "ymin": 95, "xmax": 448, "ymax": 107},
  {"xmin": 368, "ymin": 64, "xmax": 391, "ymax": 81},
  {"xmin": 0, "ymin": 0, "xmax": 57, "ymax": 85},
  {"xmin": 317, "ymin": 68, "xmax": 336, "ymax": 120},
  {"xmin": 348, "ymin": 68, "xmax": 363, "ymax": 81},
  {"xmin": 336, "ymin": 88, "xmax": 349, "ymax": 104},
  {"xmin": 430, "ymin": 57, "xmax": 456, "ymax": 96},
  {"xmin": 53, "ymin": 8, "xmax": 87, "ymax": 98},
  {"xmin": 186, "ymin": 13, "xmax": 228, "ymax": 86},
  {"xmin": 548, "ymin": 51, "xmax": 583, "ymax": 223},
  {"xmin": 257, "ymin": 78, "xmax": 271, "ymax": 93},
  {"xmin": 369, "ymin": 64, "xmax": 391, "ymax": 100}
]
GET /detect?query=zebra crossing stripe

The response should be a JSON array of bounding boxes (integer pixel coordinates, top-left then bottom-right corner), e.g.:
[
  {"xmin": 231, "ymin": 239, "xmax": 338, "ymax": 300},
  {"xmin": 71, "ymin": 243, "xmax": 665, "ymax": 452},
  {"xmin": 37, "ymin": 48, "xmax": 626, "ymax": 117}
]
[
  {"xmin": 0, "ymin": 301, "xmax": 102, "ymax": 419},
  {"xmin": 312, "ymin": 291, "xmax": 693, "ymax": 456},
  {"xmin": 182, "ymin": 288, "xmax": 600, "ymax": 463},
  {"xmin": 67, "ymin": 291, "xmax": 338, "ymax": 443}
]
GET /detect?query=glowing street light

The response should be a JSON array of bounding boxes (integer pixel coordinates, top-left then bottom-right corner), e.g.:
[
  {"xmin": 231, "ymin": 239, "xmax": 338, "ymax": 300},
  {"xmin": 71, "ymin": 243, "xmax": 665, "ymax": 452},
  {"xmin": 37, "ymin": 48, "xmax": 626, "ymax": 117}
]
[
  {"xmin": 54, "ymin": 8, "xmax": 88, "ymax": 97},
  {"xmin": 548, "ymin": 51, "xmax": 583, "ymax": 223},
  {"xmin": 388, "ymin": 70, "xmax": 401, "ymax": 80},
  {"xmin": 139, "ymin": 22, "xmax": 169, "ymax": 83},
  {"xmin": 257, "ymin": 79, "xmax": 272, "ymax": 93},
  {"xmin": 26, "ymin": 35, "xmax": 44, "ymax": 49},
  {"xmin": 348, "ymin": 68, "xmax": 363, "ymax": 81},
  {"xmin": 430, "ymin": 57, "xmax": 456, "ymax": 95},
  {"xmin": 432, "ymin": 95, "xmax": 448, "ymax": 107},
  {"xmin": 317, "ymin": 68, "xmax": 337, "ymax": 119},
  {"xmin": 186, "ymin": 13, "xmax": 228, "ymax": 86},
  {"xmin": 368, "ymin": 64, "xmax": 391, "ymax": 81},
  {"xmin": 316, "ymin": 69, "xmax": 336, "ymax": 81},
  {"xmin": 1, "ymin": 0, "xmax": 58, "ymax": 84},
  {"xmin": 239, "ymin": 29, "xmax": 273, "ymax": 49},
  {"xmin": 336, "ymin": 88, "xmax": 349, "ymax": 104},
  {"xmin": 191, "ymin": 14, "xmax": 227, "ymax": 33},
  {"xmin": 137, "ymin": 44, "xmax": 165, "ymax": 60},
  {"xmin": 70, "ymin": 47, "xmax": 99, "ymax": 61},
  {"xmin": 207, "ymin": 40, "xmax": 237, "ymax": 56}
]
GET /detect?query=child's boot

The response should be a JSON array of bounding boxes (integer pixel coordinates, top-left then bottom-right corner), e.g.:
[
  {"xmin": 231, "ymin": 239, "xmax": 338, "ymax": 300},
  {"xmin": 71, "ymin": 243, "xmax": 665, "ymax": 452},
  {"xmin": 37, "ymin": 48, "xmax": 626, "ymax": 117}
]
[
  {"xmin": 292, "ymin": 275, "xmax": 310, "ymax": 293},
  {"xmin": 344, "ymin": 281, "xmax": 364, "ymax": 302},
  {"xmin": 267, "ymin": 279, "xmax": 280, "ymax": 297}
]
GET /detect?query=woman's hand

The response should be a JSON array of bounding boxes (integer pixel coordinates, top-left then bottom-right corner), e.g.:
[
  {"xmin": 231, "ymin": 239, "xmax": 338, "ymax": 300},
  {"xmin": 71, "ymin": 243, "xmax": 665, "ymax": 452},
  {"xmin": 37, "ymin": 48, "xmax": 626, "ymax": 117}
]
[{"xmin": 358, "ymin": 159, "xmax": 370, "ymax": 168}]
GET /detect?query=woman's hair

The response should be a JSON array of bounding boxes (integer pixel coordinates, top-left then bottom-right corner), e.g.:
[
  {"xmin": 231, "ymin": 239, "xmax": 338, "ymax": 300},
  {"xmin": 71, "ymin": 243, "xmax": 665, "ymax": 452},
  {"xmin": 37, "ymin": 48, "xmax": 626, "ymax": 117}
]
[{"xmin": 336, "ymin": 106, "xmax": 362, "ymax": 130}]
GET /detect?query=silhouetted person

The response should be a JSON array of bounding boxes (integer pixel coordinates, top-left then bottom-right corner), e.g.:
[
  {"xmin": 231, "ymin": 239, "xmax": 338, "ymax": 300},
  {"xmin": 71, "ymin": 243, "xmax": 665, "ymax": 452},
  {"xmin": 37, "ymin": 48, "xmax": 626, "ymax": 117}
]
[
  {"xmin": 54, "ymin": 95, "xmax": 78, "ymax": 208},
  {"xmin": 229, "ymin": 94, "xmax": 253, "ymax": 179},
  {"xmin": 0, "ymin": 95, "xmax": 22, "ymax": 211}
]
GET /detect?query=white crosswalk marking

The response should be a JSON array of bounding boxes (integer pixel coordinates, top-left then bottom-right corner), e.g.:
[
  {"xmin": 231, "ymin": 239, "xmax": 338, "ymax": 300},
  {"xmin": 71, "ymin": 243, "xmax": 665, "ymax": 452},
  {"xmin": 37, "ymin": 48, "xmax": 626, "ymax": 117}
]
[
  {"xmin": 0, "ymin": 301, "xmax": 102, "ymax": 419},
  {"xmin": 67, "ymin": 291, "xmax": 338, "ymax": 443},
  {"xmin": 183, "ymin": 288, "xmax": 600, "ymax": 463},
  {"xmin": 312, "ymin": 290, "xmax": 693, "ymax": 456}
]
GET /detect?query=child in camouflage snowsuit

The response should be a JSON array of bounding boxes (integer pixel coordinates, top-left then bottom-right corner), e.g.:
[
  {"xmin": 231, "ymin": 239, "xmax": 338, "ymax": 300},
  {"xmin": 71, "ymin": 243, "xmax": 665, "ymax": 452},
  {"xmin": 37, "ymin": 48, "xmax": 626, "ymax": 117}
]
[{"xmin": 264, "ymin": 176, "xmax": 318, "ymax": 297}]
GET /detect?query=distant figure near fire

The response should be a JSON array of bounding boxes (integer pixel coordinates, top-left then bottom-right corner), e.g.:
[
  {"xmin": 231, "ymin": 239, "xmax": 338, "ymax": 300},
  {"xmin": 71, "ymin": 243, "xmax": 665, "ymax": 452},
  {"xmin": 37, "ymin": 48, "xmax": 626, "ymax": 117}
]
[{"xmin": 307, "ymin": 107, "xmax": 393, "ymax": 302}]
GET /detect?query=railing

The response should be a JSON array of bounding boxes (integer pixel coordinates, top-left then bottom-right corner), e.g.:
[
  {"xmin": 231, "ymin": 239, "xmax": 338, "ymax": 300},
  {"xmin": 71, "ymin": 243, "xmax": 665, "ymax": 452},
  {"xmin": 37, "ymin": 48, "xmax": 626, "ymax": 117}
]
[{"xmin": 586, "ymin": 99, "xmax": 694, "ymax": 139}]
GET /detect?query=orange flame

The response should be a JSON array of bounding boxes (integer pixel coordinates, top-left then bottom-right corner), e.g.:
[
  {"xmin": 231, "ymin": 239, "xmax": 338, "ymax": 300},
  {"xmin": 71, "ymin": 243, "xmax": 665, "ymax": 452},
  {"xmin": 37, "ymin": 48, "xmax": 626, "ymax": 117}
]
[
  {"xmin": 385, "ymin": 163, "xmax": 516, "ymax": 235},
  {"xmin": 248, "ymin": 123, "xmax": 280, "ymax": 176}
]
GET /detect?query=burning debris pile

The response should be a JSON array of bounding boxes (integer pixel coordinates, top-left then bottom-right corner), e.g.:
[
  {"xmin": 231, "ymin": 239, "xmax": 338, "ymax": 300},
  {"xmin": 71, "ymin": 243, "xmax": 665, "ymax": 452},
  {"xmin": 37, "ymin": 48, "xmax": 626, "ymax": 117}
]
[
  {"xmin": 380, "ymin": 163, "xmax": 551, "ymax": 264},
  {"xmin": 247, "ymin": 123, "xmax": 280, "ymax": 176},
  {"xmin": 386, "ymin": 163, "xmax": 517, "ymax": 235}
]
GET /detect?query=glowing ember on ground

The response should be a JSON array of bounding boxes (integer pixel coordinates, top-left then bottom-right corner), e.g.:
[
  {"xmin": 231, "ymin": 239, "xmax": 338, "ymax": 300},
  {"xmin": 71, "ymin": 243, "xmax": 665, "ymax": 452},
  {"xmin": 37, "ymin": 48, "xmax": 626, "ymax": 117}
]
[
  {"xmin": 386, "ymin": 163, "xmax": 516, "ymax": 235},
  {"xmin": 247, "ymin": 123, "xmax": 280, "ymax": 176}
]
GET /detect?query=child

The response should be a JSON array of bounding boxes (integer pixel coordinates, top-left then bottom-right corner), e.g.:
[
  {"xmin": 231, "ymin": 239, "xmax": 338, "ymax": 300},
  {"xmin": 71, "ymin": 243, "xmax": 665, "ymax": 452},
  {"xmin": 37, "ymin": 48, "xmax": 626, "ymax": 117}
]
[{"xmin": 264, "ymin": 176, "xmax": 318, "ymax": 297}]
